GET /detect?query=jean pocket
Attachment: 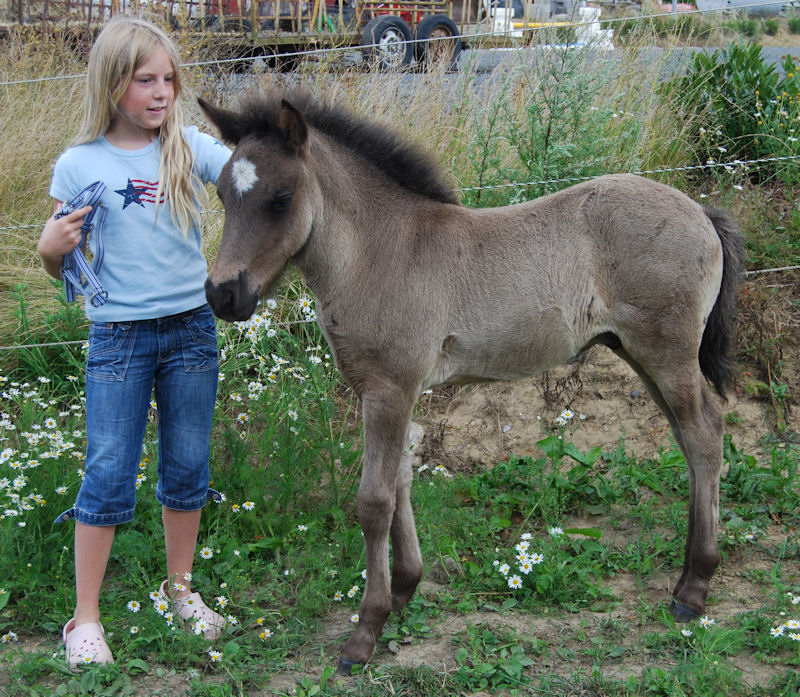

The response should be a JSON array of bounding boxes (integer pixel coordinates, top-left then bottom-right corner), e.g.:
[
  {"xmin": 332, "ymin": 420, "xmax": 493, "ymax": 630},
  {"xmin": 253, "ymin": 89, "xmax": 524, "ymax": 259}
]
[
  {"xmin": 86, "ymin": 322, "xmax": 136, "ymax": 381},
  {"xmin": 181, "ymin": 306, "xmax": 219, "ymax": 372}
]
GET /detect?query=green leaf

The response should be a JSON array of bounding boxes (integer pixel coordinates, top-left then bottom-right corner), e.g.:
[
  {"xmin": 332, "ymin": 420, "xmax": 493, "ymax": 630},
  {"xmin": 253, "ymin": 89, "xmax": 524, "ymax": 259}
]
[
  {"xmin": 536, "ymin": 435, "xmax": 563, "ymax": 459},
  {"xmin": 319, "ymin": 664, "xmax": 335, "ymax": 688},
  {"xmin": 502, "ymin": 657, "xmax": 524, "ymax": 679},
  {"xmin": 223, "ymin": 639, "xmax": 241, "ymax": 657},
  {"xmin": 246, "ymin": 537, "xmax": 283, "ymax": 552},
  {"xmin": 125, "ymin": 658, "xmax": 150, "ymax": 674},
  {"xmin": 80, "ymin": 670, "xmax": 96, "ymax": 692},
  {"xmin": 501, "ymin": 597, "xmax": 518, "ymax": 611},
  {"xmin": 489, "ymin": 515, "xmax": 511, "ymax": 530},
  {"xmin": 564, "ymin": 442, "xmax": 601, "ymax": 466},
  {"xmin": 0, "ymin": 591, "xmax": 9, "ymax": 612}
]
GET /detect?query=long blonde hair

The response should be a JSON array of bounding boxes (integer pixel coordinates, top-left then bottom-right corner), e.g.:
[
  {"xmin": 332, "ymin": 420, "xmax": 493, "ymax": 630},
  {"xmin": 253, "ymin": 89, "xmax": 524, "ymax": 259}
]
[{"xmin": 75, "ymin": 16, "xmax": 206, "ymax": 236}]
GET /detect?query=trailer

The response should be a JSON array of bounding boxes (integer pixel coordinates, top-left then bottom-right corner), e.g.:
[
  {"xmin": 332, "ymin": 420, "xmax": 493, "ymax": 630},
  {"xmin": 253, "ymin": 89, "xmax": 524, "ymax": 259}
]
[{"xmin": 1, "ymin": 0, "xmax": 607, "ymax": 69}]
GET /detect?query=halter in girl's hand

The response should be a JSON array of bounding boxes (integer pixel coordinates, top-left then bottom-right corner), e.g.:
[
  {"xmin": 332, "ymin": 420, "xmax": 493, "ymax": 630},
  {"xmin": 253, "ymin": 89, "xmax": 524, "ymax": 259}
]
[{"xmin": 56, "ymin": 181, "xmax": 108, "ymax": 307}]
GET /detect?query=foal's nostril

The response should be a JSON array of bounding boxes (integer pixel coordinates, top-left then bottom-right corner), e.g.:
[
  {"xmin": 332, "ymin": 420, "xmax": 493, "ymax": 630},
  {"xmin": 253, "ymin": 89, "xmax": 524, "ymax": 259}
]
[
  {"xmin": 204, "ymin": 271, "xmax": 257, "ymax": 322},
  {"xmin": 204, "ymin": 279, "xmax": 230, "ymax": 314},
  {"xmin": 205, "ymin": 278, "xmax": 239, "ymax": 319}
]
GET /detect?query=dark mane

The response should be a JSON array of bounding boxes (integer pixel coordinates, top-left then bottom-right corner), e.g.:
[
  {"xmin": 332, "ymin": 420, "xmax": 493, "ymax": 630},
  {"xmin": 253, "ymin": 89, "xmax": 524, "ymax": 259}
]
[{"xmin": 235, "ymin": 91, "xmax": 461, "ymax": 206}]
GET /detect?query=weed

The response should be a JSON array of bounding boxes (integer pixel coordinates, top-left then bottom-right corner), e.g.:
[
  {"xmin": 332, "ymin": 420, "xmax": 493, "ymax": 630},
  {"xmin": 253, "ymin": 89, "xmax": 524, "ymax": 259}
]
[
  {"xmin": 453, "ymin": 623, "xmax": 536, "ymax": 692},
  {"xmin": 764, "ymin": 19, "xmax": 779, "ymax": 37}
]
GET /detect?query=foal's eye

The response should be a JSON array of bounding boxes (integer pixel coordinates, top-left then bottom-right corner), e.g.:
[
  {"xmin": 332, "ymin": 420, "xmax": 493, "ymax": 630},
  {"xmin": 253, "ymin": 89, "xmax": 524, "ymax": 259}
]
[{"xmin": 270, "ymin": 190, "xmax": 294, "ymax": 212}]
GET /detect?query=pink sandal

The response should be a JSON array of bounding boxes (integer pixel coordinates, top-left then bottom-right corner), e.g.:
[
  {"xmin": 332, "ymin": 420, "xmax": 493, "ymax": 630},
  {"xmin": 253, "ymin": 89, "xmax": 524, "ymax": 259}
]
[
  {"xmin": 63, "ymin": 618, "xmax": 113, "ymax": 670},
  {"xmin": 155, "ymin": 580, "xmax": 225, "ymax": 640}
]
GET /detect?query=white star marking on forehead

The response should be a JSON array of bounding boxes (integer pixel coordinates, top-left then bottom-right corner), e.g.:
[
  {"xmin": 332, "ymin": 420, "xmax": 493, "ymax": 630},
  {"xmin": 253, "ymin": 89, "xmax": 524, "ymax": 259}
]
[{"xmin": 231, "ymin": 158, "xmax": 259, "ymax": 196}]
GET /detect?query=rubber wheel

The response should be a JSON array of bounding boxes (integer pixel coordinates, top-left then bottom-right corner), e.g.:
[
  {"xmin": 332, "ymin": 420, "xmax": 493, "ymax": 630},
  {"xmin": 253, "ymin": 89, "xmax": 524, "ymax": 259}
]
[
  {"xmin": 361, "ymin": 16, "xmax": 413, "ymax": 70},
  {"xmin": 414, "ymin": 15, "xmax": 462, "ymax": 71}
]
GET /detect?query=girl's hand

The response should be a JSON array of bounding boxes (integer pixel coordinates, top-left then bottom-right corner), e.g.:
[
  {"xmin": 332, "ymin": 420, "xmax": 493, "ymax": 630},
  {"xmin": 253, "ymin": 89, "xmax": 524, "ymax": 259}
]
[{"xmin": 38, "ymin": 203, "xmax": 93, "ymax": 279}]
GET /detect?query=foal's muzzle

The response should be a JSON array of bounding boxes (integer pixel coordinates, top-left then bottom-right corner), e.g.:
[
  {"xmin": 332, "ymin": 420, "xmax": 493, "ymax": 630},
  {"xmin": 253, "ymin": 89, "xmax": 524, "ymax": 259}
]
[{"xmin": 205, "ymin": 270, "xmax": 259, "ymax": 322}]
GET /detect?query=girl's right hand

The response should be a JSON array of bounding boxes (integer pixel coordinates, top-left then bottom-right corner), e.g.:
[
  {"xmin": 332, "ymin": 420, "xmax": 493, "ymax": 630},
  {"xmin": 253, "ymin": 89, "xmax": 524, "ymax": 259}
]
[{"xmin": 38, "ymin": 204, "xmax": 93, "ymax": 279}]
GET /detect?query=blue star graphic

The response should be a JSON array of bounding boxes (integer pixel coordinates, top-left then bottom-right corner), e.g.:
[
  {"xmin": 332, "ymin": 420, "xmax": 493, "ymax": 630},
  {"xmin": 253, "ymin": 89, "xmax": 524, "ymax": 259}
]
[{"xmin": 115, "ymin": 180, "xmax": 147, "ymax": 209}]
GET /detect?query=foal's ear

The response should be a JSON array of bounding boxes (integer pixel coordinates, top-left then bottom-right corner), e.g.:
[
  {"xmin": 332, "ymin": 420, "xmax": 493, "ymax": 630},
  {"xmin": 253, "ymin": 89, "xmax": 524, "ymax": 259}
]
[
  {"xmin": 278, "ymin": 99, "xmax": 308, "ymax": 155},
  {"xmin": 198, "ymin": 98, "xmax": 246, "ymax": 145}
]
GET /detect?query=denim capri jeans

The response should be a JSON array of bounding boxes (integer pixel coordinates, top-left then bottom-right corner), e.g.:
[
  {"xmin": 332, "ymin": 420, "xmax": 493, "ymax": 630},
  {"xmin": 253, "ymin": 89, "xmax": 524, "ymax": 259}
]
[{"xmin": 55, "ymin": 304, "xmax": 221, "ymax": 527}]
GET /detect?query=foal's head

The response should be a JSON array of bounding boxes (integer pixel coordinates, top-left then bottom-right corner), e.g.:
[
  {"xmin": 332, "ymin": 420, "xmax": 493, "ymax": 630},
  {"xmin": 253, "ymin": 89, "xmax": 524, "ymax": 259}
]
[
  {"xmin": 200, "ymin": 95, "xmax": 315, "ymax": 322},
  {"xmin": 201, "ymin": 91, "xmax": 459, "ymax": 322}
]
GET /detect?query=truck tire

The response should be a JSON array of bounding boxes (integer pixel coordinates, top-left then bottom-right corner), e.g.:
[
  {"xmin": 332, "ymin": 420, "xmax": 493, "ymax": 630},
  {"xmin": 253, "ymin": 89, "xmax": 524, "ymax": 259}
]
[
  {"xmin": 361, "ymin": 16, "xmax": 413, "ymax": 70},
  {"xmin": 414, "ymin": 15, "xmax": 462, "ymax": 71}
]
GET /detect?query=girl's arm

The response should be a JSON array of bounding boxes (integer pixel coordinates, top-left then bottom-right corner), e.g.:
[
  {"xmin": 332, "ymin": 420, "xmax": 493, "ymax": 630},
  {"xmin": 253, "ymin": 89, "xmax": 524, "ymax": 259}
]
[{"xmin": 37, "ymin": 200, "xmax": 93, "ymax": 280}]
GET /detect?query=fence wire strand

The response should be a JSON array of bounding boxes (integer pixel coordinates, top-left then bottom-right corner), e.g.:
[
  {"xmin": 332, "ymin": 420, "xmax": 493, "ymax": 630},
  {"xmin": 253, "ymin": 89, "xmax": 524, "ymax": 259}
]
[{"xmin": 5, "ymin": 154, "xmax": 800, "ymax": 233}]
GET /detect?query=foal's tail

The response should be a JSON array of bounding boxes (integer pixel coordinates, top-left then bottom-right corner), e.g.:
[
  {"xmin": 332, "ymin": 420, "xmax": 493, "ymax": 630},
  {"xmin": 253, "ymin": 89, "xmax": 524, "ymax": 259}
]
[{"xmin": 699, "ymin": 207, "xmax": 745, "ymax": 397}]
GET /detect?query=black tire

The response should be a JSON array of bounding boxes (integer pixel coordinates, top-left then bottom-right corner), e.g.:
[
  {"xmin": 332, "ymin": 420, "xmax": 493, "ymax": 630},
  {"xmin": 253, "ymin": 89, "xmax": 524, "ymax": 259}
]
[
  {"xmin": 414, "ymin": 15, "xmax": 462, "ymax": 71},
  {"xmin": 360, "ymin": 16, "xmax": 413, "ymax": 70}
]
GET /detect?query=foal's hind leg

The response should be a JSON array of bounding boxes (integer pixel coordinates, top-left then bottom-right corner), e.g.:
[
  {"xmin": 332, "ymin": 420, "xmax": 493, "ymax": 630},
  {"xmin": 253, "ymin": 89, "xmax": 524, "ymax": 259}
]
[
  {"xmin": 338, "ymin": 386, "xmax": 415, "ymax": 672},
  {"xmin": 618, "ymin": 350, "xmax": 723, "ymax": 620},
  {"xmin": 666, "ymin": 382, "xmax": 724, "ymax": 621}
]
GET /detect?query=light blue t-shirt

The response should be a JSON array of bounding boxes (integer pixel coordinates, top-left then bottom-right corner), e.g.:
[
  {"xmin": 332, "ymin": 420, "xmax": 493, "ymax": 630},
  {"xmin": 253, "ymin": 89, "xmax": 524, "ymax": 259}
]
[{"xmin": 49, "ymin": 126, "xmax": 231, "ymax": 322}]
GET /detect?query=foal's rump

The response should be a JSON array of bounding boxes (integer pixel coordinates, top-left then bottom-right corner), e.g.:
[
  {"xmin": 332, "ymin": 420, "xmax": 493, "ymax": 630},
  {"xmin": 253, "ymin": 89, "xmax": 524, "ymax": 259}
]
[{"xmin": 566, "ymin": 175, "xmax": 727, "ymax": 374}]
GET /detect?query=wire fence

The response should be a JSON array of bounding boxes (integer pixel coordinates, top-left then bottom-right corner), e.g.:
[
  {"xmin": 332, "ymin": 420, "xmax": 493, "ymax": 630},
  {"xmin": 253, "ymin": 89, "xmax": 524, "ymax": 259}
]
[
  {"xmin": 5, "ymin": 154, "xmax": 800, "ymax": 234},
  {"xmin": 1, "ymin": 258, "xmax": 797, "ymax": 352}
]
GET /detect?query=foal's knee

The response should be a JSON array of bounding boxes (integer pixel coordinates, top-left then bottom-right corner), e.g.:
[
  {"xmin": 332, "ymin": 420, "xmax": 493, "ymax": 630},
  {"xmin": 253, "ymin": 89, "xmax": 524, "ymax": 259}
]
[{"xmin": 357, "ymin": 489, "xmax": 395, "ymax": 534}]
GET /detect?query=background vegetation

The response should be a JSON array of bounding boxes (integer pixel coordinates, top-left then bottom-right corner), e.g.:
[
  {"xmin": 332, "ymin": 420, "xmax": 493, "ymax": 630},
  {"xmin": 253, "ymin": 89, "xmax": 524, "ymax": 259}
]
[{"xmin": 0, "ymin": 9, "xmax": 799, "ymax": 696}]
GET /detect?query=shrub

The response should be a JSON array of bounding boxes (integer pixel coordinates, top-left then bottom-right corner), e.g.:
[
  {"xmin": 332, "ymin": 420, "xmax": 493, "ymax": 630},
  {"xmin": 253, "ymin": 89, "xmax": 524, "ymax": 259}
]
[
  {"xmin": 732, "ymin": 18, "xmax": 762, "ymax": 38},
  {"xmin": 660, "ymin": 42, "xmax": 800, "ymax": 183}
]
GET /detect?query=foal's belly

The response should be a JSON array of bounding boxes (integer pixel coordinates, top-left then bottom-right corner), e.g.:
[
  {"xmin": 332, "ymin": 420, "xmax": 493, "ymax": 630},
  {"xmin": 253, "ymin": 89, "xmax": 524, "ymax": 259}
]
[{"xmin": 426, "ymin": 316, "xmax": 580, "ymax": 388}]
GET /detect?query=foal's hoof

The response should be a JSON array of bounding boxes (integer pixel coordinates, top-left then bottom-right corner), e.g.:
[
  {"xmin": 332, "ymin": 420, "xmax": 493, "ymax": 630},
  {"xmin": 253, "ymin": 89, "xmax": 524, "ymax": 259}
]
[
  {"xmin": 337, "ymin": 657, "xmax": 362, "ymax": 676},
  {"xmin": 670, "ymin": 599, "xmax": 701, "ymax": 623}
]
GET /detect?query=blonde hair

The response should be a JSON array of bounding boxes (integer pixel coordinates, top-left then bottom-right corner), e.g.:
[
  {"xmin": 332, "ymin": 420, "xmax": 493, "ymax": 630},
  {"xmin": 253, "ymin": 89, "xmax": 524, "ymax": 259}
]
[{"xmin": 75, "ymin": 16, "xmax": 206, "ymax": 236}]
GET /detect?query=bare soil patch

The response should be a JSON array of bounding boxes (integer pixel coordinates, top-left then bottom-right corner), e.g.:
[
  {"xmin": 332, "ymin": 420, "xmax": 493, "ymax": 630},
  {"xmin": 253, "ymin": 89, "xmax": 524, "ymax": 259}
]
[{"xmin": 416, "ymin": 348, "xmax": 785, "ymax": 473}]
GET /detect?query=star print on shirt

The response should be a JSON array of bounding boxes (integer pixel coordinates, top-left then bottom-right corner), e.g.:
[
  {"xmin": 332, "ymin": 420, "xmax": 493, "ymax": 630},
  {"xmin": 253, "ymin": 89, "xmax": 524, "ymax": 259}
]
[{"xmin": 115, "ymin": 179, "xmax": 162, "ymax": 209}]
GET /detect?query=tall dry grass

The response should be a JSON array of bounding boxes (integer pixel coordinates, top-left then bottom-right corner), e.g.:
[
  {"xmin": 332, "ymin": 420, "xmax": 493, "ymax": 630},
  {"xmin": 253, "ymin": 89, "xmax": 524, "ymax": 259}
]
[{"xmin": 0, "ymin": 29, "xmax": 88, "ymax": 333}]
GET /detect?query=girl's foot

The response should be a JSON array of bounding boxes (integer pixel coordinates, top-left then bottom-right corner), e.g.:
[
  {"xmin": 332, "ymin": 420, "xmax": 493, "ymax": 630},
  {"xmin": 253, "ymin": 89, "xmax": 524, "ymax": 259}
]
[
  {"xmin": 63, "ymin": 617, "xmax": 113, "ymax": 670},
  {"xmin": 155, "ymin": 580, "xmax": 226, "ymax": 640}
]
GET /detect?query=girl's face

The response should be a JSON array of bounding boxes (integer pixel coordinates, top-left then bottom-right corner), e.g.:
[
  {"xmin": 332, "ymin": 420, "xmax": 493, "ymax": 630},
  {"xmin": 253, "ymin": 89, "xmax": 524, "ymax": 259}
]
[{"xmin": 110, "ymin": 46, "xmax": 176, "ymax": 144}]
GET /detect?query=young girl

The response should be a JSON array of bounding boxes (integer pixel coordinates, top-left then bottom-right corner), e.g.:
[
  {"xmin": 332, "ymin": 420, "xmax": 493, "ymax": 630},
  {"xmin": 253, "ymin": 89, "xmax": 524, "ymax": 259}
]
[{"xmin": 38, "ymin": 16, "xmax": 231, "ymax": 669}]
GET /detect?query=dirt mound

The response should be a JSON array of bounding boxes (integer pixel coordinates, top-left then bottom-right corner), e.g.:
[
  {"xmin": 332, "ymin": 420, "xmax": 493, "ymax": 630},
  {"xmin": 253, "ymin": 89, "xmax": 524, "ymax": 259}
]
[{"xmin": 416, "ymin": 348, "xmax": 780, "ymax": 474}]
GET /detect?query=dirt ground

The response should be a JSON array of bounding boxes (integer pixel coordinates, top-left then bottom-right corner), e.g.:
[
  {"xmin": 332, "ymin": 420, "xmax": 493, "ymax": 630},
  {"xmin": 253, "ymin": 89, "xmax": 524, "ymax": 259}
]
[{"xmin": 415, "ymin": 347, "xmax": 786, "ymax": 470}]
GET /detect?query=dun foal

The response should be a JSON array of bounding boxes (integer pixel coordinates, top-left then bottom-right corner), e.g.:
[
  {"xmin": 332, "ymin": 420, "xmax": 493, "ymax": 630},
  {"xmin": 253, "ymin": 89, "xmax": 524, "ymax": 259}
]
[{"xmin": 199, "ymin": 92, "xmax": 744, "ymax": 673}]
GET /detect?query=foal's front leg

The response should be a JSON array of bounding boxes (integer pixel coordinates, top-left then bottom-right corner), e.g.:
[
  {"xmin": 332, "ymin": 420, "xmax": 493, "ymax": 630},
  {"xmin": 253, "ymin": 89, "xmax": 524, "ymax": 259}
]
[
  {"xmin": 389, "ymin": 423, "xmax": 424, "ymax": 614},
  {"xmin": 338, "ymin": 387, "xmax": 415, "ymax": 673}
]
